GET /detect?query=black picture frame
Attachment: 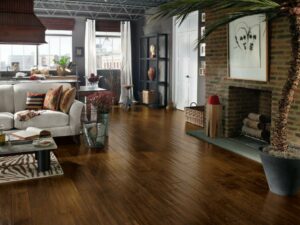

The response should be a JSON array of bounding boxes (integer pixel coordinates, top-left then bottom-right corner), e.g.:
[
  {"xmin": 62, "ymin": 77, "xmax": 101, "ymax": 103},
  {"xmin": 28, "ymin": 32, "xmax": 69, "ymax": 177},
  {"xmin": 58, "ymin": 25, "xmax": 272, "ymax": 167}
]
[{"xmin": 75, "ymin": 47, "xmax": 84, "ymax": 57}]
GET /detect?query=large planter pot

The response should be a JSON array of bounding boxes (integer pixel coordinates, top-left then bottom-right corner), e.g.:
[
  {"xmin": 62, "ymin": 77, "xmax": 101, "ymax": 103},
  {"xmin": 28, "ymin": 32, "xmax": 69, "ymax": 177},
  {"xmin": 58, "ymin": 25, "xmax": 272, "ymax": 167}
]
[{"xmin": 260, "ymin": 151, "xmax": 300, "ymax": 196}]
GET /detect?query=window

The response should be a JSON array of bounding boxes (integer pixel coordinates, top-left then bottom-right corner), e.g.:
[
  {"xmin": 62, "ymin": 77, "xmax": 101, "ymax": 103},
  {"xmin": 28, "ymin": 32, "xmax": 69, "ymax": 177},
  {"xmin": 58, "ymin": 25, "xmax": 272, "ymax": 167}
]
[
  {"xmin": 0, "ymin": 30, "xmax": 73, "ymax": 72},
  {"xmin": 96, "ymin": 32, "xmax": 121, "ymax": 70},
  {"xmin": 0, "ymin": 45, "xmax": 37, "ymax": 71},
  {"xmin": 38, "ymin": 30, "xmax": 72, "ymax": 70}
]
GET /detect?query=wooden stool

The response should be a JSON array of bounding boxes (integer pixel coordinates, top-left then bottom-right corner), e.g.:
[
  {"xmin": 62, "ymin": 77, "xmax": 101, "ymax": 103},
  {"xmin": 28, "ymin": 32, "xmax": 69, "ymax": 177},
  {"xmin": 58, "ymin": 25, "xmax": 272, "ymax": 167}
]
[
  {"xmin": 122, "ymin": 85, "xmax": 133, "ymax": 110},
  {"xmin": 205, "ymin": 104, "xmax": 222, "ymax": 138}
]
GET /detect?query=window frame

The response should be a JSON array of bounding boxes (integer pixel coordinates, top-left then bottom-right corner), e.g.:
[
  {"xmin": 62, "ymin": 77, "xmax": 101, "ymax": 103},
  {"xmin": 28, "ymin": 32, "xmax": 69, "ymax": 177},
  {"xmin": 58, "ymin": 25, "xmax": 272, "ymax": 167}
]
[
  {"xmin": 38, "ymin": 30, "xmax": 73, "ymax": 70},
  {"xmin": 96, "ymin": 32, "xmax": 121, "ymax": 70}
]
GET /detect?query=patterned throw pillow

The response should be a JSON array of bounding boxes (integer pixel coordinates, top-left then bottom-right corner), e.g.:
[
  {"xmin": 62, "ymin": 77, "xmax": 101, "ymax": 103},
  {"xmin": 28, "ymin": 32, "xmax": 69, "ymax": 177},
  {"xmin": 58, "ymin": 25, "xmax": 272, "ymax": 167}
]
[
  {"xmin": 43, "ymin": 85, "xmax": 63, "ymax": 111},
  {"xmin": 26, "ymin": 92, "xmax": 46, "ymax": 110},
  {"xmin": 59, "ymin": 88, "xmax": 76, "ymax": 113}
]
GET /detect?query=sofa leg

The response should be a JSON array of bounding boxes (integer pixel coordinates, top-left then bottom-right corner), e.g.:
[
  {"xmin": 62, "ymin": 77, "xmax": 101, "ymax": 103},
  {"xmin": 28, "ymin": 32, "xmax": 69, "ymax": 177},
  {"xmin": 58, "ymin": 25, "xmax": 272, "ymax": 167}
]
[{"xmin": 72, "ymin": 135, "xmax": 81, "ymax": 144}]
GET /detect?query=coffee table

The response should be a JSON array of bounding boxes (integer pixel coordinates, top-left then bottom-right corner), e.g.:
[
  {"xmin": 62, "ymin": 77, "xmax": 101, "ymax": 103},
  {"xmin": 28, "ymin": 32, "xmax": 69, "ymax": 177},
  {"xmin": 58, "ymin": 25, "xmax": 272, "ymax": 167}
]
[{"xmin": 0, "ymin": 138, "xmax": 57, "ymax": 172}]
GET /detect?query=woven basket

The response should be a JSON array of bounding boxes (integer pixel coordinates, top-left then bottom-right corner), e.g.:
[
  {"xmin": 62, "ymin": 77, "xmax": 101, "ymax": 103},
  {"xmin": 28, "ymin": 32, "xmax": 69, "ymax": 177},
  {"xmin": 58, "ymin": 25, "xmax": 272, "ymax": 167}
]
[
  {"xmin": 185, "ymin": 103, "xmax": 205, "ymax": 127},
  {"xmin": 142, "ymin": 90, "xmax": 156, "ymax": 104}
]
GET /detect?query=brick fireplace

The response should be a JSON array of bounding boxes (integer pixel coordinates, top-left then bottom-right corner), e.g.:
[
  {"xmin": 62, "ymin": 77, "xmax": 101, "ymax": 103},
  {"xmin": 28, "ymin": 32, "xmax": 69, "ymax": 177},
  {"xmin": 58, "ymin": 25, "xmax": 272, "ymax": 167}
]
[
  {"xmin": 205, "ymin": 13, "xmax": 300, "ymax": 146},
  {"xmin": 227, "ymin": 86, "xmax": 272, "ymax": 138}
]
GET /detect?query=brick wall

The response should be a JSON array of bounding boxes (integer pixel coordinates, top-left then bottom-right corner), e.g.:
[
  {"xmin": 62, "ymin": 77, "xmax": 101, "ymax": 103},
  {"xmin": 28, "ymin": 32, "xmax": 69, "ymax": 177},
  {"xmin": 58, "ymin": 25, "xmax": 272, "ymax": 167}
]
[{"xmin": 206, "ymin": 12, "xmax": 300, "ymax": 145}]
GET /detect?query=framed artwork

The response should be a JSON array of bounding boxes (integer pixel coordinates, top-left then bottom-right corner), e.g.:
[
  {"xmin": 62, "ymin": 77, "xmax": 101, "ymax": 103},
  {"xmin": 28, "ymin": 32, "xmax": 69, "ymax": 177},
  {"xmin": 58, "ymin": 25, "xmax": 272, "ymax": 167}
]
[
  {"xmin": 201, "ymin": 13, "xmax": 206, "ymax": 22},
  {"xmin": 200, "ymin": 43, "xmax": 206, "ymax": 57},
  {"xmin": 200, "ymin": 27, "xmax": 205, "ymax": 38},
  {"xmin": 229, "ymin": 14, "xmax": 268, "ymax": 81},
  {"xmin": 199, "ymin": 61, "xmax": 206, "ymax": 76},
  {"xmin": 75, "ymin": 47, "xmax": 84, "ymax": 57}
]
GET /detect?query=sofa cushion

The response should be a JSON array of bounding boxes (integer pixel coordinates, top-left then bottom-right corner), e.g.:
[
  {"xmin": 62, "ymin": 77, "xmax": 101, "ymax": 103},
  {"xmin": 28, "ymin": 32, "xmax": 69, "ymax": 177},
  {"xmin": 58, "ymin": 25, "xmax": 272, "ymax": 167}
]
[
  {"xmin": 60, "ymin": 88, "xmax": 76, "ymax": 113},
  {"xmin": 0, "ymin": 112, "xmax": 14, "ymax": 130},
  {"xmin": 14, "ymin": 110, "xmax": 69, "ymax": 130},
  {"xmin": 26, "ymin": 92, "xmax": 46, "ymax": 110},
  {"xmin": 13, "ymin": 83, "xmax": 71, "ymax": 112},
  {"xmin": 0, "ymin": 85, "xmax": 14, "ymax": 113},
  {"xmin": 43, "ymin": 85, "xmax": 63, "ymax": 111}
]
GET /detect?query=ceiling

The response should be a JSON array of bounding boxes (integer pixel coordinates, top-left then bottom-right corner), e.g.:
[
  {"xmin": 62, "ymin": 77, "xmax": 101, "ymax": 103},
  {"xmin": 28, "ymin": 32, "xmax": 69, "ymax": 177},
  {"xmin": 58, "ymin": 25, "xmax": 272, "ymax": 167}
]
[{"xmin": 34, "ymin": 0, "xmax": 167, "ymax": 20}]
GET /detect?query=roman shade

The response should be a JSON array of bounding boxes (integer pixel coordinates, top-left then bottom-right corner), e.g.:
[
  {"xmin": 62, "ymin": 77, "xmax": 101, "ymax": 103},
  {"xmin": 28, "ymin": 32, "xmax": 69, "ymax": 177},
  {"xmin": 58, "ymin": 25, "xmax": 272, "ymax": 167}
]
[
  {"xmin": 39, "ymin": 17, "xmax": 75, "ymax": 30},
  {"xmin": 96, "ymin": 20, "xmax": 120, "ymax": 32}
]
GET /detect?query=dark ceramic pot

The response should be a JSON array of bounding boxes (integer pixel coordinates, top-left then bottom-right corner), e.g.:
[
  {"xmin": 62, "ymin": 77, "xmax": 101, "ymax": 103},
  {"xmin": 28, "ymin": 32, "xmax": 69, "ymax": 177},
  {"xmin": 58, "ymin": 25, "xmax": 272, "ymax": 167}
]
[{"xmin": 260, "ymin": 151, "xmax": 300, "ymax": 196}]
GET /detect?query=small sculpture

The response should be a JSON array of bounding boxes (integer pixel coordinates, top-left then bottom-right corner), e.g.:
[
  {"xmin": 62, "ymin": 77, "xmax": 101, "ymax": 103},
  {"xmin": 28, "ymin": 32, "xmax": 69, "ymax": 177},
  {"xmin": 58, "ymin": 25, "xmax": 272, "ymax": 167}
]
[{"xmin": 150, "ymin": 44, "xmax": 156, "ymax": 58}]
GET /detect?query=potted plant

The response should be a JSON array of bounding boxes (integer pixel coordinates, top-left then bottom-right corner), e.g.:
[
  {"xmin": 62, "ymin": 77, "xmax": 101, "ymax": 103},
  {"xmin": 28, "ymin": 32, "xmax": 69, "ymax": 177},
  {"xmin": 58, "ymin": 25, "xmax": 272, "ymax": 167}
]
[
  {"xmin": 87, "ymin": 73, "xmax": 100, "ymax": 87},
  {"xmin": 156, "ymin": 0, "xmax": 300, "ymax": 196},
  {"xmin": 53, "ymin": 56, "xmax": 70, "ymax": 76}
]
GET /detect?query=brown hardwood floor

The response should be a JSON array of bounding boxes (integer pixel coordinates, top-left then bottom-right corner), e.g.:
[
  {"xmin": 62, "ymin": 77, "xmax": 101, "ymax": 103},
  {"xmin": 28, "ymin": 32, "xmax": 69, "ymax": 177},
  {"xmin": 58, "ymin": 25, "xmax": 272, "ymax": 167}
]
[{"xmin": 1, "ymin": 106, "xmax": 300, "ymax": 225}]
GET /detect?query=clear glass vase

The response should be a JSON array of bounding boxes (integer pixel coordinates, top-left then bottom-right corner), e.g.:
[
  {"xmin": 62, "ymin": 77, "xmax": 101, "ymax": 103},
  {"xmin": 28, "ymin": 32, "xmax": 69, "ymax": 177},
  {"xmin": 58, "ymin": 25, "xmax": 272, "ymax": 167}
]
[
  {"xmin": 83, "ymin": 112, "xmax": 109, "ymax": 149},
  {"xmin": 97, "ymin": 113, "xmax": 109, "ymax": 136}
]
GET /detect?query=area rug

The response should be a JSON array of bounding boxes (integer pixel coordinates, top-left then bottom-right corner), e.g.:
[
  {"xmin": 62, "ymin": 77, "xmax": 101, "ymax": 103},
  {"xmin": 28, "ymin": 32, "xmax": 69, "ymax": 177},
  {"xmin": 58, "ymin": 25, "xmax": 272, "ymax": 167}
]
[
  {"xmin": 0, "ymin": 152, "xmax": 63, "ymax": 184},
  {"xmin": 187, "ymin": 130, "xmax": 266, "ymax": 163}
]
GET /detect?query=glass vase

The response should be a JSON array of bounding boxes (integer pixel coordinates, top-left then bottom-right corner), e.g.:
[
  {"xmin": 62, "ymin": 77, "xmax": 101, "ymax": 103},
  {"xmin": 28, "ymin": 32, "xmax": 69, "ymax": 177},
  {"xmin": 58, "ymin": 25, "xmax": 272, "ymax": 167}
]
[{"xmin": 97, "ymin": 112, "xmax": 109, "ymax": 136}]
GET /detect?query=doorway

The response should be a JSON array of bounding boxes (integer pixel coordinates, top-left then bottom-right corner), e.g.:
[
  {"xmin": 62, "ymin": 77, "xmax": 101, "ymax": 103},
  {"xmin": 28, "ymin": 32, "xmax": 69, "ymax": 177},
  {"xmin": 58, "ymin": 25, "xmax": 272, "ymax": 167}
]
[{"xmin": 173, "ymin": 11, "xmax": 199, "ymax": 110}]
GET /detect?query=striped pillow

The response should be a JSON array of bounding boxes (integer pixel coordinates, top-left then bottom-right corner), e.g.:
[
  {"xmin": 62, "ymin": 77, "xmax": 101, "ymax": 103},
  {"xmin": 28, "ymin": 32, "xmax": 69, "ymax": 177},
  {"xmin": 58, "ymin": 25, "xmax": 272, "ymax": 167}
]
[{"xmin": 26, "ymin": 92, "xmax": 46, "ymax": 110}]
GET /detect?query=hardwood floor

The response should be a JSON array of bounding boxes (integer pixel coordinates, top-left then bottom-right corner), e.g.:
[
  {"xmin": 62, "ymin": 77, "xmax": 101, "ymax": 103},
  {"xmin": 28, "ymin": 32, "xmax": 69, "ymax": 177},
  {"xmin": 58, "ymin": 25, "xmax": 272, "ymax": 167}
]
[{"xmin": 1, "ymin": 106, "xmax": 300, "ymax": 225}]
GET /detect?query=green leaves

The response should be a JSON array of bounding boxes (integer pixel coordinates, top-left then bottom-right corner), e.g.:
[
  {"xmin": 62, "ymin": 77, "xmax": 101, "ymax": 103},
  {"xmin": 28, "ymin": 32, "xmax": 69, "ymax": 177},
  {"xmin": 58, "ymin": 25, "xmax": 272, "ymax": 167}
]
[
  {"xmin": 155, "ymin": 0, "xmax": 282, "ymax": 43},
  {"xmin": 53, "ymin": 56, "xmax": 70, "ymax": 67}
]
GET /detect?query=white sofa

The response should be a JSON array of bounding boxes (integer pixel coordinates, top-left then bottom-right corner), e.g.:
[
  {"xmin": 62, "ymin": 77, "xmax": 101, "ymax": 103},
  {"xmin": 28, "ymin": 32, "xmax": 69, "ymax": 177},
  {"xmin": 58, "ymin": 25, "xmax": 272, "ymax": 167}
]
[{"xmin": 0, "ymin": 83, "xmax": 84, "ymax": 137}]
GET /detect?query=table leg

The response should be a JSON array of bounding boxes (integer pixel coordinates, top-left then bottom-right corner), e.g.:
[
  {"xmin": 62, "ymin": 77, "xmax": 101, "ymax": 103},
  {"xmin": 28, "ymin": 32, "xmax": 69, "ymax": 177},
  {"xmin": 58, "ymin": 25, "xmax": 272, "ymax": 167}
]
[{"xmin": 36, "ymin": 150, "xmax": 51, "ymax": 172}]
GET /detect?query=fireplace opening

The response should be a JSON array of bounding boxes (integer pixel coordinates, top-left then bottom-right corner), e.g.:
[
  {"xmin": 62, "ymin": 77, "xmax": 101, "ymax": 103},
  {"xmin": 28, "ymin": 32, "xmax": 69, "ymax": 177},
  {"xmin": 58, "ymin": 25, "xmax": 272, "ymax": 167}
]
[{"xmin": 227, "ymin": 86, "xmax": 272, "ymax": 145}]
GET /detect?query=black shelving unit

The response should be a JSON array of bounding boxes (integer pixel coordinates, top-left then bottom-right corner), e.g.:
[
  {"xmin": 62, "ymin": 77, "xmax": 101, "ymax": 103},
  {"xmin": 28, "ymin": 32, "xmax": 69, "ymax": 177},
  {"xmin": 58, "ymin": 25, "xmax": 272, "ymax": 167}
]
[{"xmin": 139, "ymin": 33, "xmax": 168, "ymax": 108}]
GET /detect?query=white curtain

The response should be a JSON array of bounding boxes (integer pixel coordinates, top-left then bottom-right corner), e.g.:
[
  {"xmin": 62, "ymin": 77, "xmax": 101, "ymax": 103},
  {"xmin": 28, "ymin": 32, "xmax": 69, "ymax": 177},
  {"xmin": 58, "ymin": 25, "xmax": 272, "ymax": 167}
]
[
  {"xmin": 85, "ymin": 19, "xmax": 97, "ymax": 84},
  {"xmin": 119, "ymin": 21, "xmax": 134, "ymax": 103}
]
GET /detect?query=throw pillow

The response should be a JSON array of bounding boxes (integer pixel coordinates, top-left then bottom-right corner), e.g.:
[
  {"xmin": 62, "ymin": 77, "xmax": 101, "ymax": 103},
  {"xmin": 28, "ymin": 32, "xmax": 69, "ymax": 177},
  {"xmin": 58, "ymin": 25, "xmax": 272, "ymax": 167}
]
[
  {"xmin": 26, "ymin": 92, "xmax": 46, "ymax": 110},
  {"xmin": 59, "ymin": 87, "xmax": 76, "ymax": 113},
  {"xmin": 43, "ymin": 85, "xmax": 63, "ymax": 111}
]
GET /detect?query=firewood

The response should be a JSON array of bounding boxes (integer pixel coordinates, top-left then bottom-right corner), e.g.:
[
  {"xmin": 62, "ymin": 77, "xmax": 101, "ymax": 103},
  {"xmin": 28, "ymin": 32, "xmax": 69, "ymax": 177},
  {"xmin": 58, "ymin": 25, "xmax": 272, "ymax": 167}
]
[
  {"xmin": 242, "ymin": 125, "xmax": 263, "ymax": 139},
  {"xmin": 248, "ymin": 113, "xmax": 271, "ymax": 123},
  {"xmin": 242, "ymin": 125, "xmax": 270, "ymax": 142},
  {"xmin": 243, "ymin": 118, "xmax": 265, "ymax": 130}
]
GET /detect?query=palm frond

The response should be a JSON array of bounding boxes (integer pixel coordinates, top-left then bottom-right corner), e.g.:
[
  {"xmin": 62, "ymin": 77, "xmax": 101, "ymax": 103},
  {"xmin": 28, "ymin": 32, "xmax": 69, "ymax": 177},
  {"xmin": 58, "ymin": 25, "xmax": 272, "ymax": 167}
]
[
  {"xmin": 198, "ymin": 9, "xmax": 280, "ymax": 45},
  {"xmin": 154, "ymin": 0, "xmax": 282, "ymax": 40}
]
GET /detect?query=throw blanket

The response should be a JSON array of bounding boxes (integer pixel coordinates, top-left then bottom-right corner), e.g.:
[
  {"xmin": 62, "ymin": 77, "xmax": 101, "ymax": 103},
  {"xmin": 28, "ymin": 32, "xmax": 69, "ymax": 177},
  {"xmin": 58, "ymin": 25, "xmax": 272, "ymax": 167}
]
[{"xmin": 16, "ymin": 110, "xmax": 42, "ymax": 122}]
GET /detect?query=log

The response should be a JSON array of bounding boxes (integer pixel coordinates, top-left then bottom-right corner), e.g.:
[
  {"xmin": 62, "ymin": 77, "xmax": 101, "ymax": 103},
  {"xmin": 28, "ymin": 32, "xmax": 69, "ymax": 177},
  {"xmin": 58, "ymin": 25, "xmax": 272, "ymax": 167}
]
[
  {"xmin": 243, "ymin": 118, "xmax": 265, "ymax": 130},
  {"xmin": 242, "ymin": 125, "xmax": 270, "ymax": 142},
  {"xmin": 248, "ymin": 113, "xmax": 271, "ymax": 123},
  {"xmin": 242, "ymin": 125, "xmax": 263, "ymax": 139}
]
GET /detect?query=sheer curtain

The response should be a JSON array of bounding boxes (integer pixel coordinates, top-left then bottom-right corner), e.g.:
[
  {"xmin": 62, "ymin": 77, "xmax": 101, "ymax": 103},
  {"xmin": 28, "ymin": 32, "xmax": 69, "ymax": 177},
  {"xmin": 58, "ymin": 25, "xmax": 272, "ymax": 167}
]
[
  {"xmin": 119, "ymin": 21, "xmax": 134, "ymax": 103},
  {"xmin": 85, "ymin": 19, "xmax": 97, "ymax": 84}
]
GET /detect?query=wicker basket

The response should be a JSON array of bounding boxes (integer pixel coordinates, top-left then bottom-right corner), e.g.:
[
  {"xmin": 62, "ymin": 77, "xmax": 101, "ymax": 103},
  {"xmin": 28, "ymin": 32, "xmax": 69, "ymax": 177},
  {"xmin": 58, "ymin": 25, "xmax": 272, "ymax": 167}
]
[
  {"xmin": 142, "ymin": 90, "xmax": 156, "ymax": 104},
  {"xmin": 185, "ymin": 102, "xmax": 205, "ymax": 127}
]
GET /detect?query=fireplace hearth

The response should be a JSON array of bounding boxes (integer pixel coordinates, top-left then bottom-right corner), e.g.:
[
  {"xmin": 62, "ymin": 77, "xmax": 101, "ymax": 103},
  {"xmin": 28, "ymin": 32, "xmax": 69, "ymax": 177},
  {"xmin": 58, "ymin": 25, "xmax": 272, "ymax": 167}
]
[{"xmin": 227, "ymin": 86, "xmax": 272, "ymax": 140}]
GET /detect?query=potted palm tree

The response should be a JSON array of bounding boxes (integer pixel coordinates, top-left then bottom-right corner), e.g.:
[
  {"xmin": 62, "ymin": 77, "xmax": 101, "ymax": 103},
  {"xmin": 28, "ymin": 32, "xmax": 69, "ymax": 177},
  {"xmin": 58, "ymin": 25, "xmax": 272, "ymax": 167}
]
[{"xmin": 156, "ymin": 0, "xmax": 300, "ymax": 196}]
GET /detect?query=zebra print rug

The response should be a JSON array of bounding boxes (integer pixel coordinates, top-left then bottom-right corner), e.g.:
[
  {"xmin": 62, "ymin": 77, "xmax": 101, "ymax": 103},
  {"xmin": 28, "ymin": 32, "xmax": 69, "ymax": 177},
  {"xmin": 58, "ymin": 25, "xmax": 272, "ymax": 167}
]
[{"xmin": 0, "ymin": 152, "xmax": 63, "ymax": 184}]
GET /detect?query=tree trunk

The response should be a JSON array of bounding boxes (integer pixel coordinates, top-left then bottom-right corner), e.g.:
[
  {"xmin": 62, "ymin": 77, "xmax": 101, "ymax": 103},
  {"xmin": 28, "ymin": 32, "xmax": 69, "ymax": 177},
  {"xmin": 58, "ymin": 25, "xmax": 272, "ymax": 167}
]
[{"xmin": 273, "ymin": 15, "xmax": 300, "ymax": 152}]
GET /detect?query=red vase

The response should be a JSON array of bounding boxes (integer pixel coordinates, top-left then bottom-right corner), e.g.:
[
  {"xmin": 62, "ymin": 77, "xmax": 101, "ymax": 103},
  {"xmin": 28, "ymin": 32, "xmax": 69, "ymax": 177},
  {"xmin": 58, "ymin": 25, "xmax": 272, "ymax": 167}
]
[
  {"xmin": 208, "ymin": 95, "xmax": 220, "ymax": 105},
  {"xmin": 148, "ymin": 67, "xmax": 156, "ymax": 81}
]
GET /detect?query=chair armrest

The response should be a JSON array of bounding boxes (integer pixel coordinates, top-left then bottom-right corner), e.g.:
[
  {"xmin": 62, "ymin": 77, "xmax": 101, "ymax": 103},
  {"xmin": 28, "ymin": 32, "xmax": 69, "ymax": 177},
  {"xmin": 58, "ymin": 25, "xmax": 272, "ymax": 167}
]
[{"xmin": 69, "ymin": 100, "xmax": 84, "ymax": 135}]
